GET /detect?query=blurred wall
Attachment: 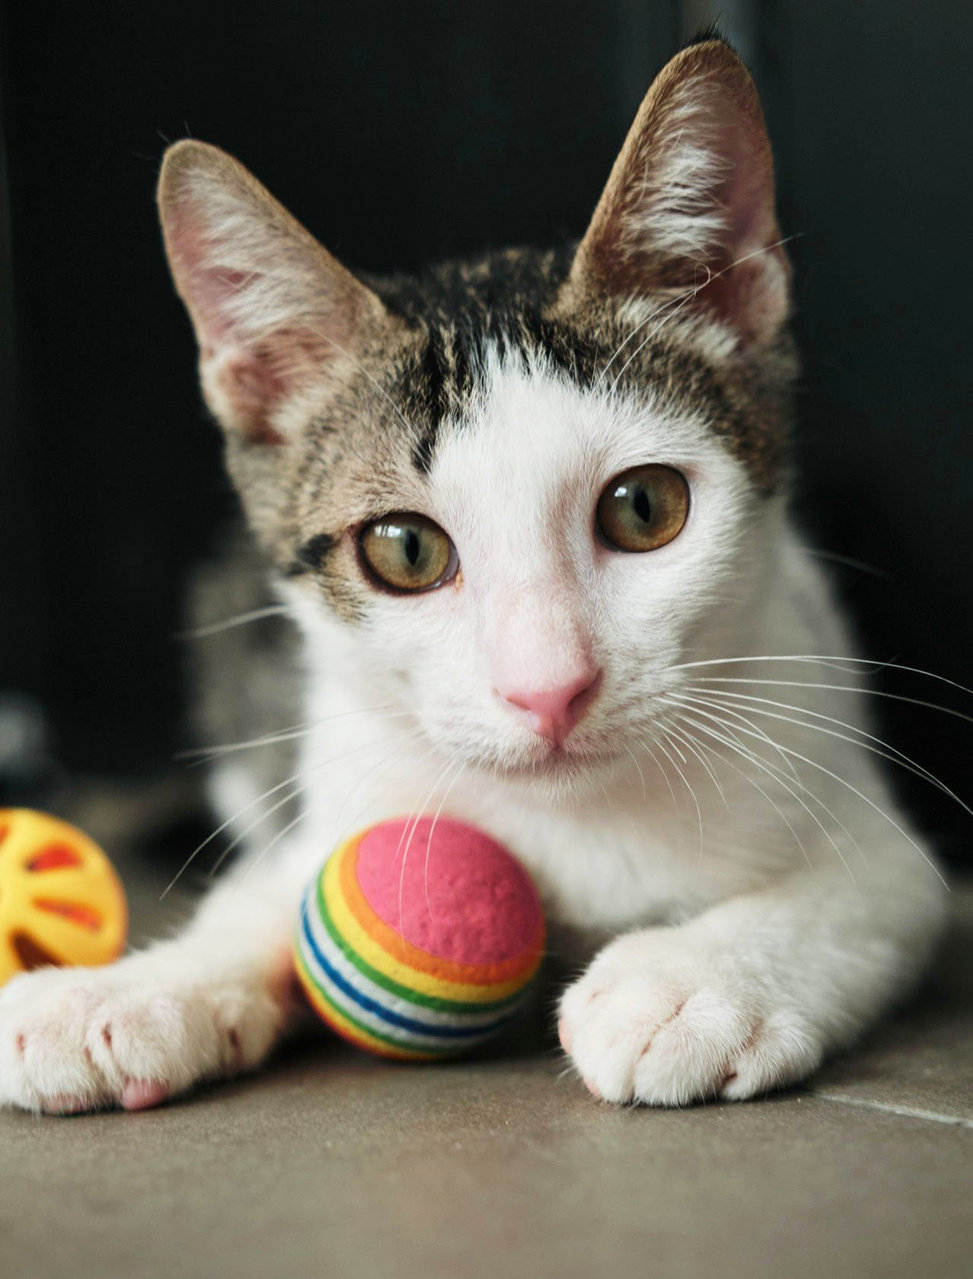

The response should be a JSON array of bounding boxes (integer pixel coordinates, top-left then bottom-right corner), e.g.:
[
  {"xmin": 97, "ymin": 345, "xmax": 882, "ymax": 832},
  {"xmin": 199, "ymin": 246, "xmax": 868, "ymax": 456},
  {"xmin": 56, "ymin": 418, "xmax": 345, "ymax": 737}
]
[{"xmin": 760, "ymin": 1, "xmax": 973, "ymax": 859}]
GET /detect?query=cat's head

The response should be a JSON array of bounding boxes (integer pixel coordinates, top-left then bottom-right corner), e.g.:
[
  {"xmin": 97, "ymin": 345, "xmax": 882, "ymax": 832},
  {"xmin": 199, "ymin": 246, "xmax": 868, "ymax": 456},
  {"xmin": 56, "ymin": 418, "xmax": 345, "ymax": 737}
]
[{"xmin": 159, "ymin": 39, "xmax": 796, "ymax": 790}]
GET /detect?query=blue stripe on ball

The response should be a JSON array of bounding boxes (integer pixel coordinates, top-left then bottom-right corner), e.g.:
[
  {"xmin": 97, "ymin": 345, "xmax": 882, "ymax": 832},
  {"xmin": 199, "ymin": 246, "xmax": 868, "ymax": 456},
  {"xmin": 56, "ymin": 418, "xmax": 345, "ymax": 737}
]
[{"xmin": 299, "ymin": 895, "xmax": 519, "ymax": 1042}]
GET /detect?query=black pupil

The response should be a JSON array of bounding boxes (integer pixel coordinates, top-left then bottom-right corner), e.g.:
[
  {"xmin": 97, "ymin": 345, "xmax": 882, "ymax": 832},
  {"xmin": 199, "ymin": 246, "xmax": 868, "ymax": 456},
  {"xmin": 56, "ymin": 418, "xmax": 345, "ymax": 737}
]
[
  {"xmin": 404, "ymin": 528, "xmax": 421, "ymax": 567},
  {"xmin": 631, "ymin": 485, "xmax": 651, "ymax": 525}
]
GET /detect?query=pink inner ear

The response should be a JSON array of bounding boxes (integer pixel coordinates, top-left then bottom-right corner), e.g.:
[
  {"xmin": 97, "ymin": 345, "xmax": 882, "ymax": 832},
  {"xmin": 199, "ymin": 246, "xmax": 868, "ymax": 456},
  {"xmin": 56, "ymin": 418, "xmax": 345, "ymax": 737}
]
[
  {"xmin": 164, "ymin": 191, "xmax": 284, "ymax": 350},
  {"xmin": 164, "ymin": 196, "xmax": 236, "ymax": 341},
  {"xmin": 190, "ymin": 268, "xmax": 263, "ymax": 343},
  {"xmin": 716, "ymin": 127, "xmax": 770, "ymax": 257},
  {"xmin": 211, "ymin": 347, "xmax": 288, "ymax": 446},
  {"xmin": 160, "ymin": 143, "xmax": 391, "ymax": 444},
  {"xmin": 166, "ymin": 202, "xmax": 313, "ymax": 443},
  {"xmin": 699, "ymin": 121, "xmax": 789, "ymax": 345}
]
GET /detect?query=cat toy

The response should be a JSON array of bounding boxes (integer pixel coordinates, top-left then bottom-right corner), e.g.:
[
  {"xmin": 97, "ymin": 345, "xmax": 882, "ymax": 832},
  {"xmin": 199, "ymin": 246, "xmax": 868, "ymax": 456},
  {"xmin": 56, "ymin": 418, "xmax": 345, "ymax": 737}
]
[
  {"xmin": 293, "ymin": 816, "xmax": 545, "ymax": 1060},
  {"xmin": 0, "ymin": 808, "xmax": 127, "ymax": 985}
]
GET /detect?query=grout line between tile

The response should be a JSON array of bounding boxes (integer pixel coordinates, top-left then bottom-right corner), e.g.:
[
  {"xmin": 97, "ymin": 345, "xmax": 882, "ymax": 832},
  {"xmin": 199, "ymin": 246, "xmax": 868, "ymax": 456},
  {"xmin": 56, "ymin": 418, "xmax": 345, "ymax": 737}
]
[{"xmin": 809, "ymin": 1089, "xmax": 973, "ymax": 1129}]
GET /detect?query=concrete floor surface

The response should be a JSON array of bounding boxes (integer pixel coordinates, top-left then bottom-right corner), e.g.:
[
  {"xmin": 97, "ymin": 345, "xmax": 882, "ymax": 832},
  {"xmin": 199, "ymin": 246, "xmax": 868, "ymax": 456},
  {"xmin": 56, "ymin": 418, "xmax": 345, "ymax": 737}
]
[{"xmin": 2, "ymin": 788, "xmax": 971, "ymax": 1279}]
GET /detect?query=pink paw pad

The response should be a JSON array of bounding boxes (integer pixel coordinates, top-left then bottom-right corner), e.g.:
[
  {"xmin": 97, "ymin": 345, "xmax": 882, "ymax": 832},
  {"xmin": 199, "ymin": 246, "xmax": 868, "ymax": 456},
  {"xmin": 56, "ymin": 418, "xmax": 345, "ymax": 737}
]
[
  {"xmin": 582, "ymin": 1077, "xmax": 602, "ymax": 1100},
  {"xmin": 43, "ymin": 1094, "xmax": 90, "ymax": 1116},
  {"xmin": 557, "ymin": 1017, "xmax": 573, "ymax": 1054},
  {"xmin": 121, "ymin": 1079, "xmax": 170, "ymax": 1112}
]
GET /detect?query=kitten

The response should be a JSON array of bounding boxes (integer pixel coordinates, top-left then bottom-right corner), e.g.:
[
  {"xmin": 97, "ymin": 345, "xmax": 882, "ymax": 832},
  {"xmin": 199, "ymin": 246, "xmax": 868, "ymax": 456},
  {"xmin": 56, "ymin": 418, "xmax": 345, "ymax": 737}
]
[{"xmin": 0, "ymin": 39, "xmax": 946, "ymax": 1113}]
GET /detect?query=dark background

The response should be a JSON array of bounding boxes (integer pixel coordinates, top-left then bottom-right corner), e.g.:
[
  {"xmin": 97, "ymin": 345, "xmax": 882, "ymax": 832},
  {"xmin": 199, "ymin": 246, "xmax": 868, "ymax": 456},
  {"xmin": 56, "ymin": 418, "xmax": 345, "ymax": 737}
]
[{"xmin": 1, "ymin": 1, "xmax": 971, "ymax": 860}]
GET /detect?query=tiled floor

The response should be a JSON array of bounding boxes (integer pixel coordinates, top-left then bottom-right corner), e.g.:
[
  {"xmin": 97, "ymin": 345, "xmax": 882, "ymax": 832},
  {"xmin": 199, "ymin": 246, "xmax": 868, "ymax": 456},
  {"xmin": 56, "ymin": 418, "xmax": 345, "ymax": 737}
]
[{"xmin": 2, "ymin": 786, "xmax": 971, "ymax": 1279}]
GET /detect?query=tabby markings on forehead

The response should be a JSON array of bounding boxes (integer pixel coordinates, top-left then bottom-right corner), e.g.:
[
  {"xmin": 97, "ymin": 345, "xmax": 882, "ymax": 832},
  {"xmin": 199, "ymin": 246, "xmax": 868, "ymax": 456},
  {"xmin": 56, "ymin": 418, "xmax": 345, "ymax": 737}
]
[
  {"xmin": 327, "ymin": 245, "xmax": 790, "ymax": 493},
  {"xmin": 397, "ymin": 318, "xmax": 612, "ymax": 476}
]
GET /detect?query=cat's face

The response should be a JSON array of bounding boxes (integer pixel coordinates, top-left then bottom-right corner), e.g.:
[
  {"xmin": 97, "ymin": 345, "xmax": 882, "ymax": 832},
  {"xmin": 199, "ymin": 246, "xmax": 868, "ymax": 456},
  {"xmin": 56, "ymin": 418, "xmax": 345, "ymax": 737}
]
[
  {"xmin": 282, "ymin": 332, "xmax": 777, "ymax": 788},
  {"xmin": 158, "ymin": 39, "xmax": 795, "ymax": 790}
]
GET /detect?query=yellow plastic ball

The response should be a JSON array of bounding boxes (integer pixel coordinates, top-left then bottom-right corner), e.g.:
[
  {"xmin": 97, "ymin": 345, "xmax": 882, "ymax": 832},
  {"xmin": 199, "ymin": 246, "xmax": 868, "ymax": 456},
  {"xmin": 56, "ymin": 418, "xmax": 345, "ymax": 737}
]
[{"xmin": 0, "ymin": 808, "xmax": 127, "ymax": 986}]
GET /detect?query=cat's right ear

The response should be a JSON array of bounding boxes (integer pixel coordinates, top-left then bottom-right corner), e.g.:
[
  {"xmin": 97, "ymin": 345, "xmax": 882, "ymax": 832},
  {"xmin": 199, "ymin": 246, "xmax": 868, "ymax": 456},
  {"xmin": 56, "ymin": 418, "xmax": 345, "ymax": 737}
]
[
  {"xmin": 563, "ymin": 39, "xmax": 789, "ymax": 350},
  {"xmin": 158, "ymin": 141, "xmax": 387, "ymax": 445}
]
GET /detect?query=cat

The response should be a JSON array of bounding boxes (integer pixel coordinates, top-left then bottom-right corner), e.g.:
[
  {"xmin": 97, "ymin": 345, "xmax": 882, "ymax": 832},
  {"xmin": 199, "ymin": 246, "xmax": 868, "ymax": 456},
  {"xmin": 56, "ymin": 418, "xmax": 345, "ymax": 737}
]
[{"xmin": 0, "ymin": 37, "xmax": 946, "ymax": 1113}]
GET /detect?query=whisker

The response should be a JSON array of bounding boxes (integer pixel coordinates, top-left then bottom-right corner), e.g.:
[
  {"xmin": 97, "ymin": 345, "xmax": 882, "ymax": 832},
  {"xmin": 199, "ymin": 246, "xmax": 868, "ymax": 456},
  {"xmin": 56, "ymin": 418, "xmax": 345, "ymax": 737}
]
[
  {"xmin": 331, "ymin": 735, "xmax": 437, "ymax": 838},
  {"xmin": 662, "ymin": 699, "xmax": 855, "ymax": 881},
  {"xmin": 669, "ymin": 714, "xmax": 810, "ymax": 866},
  {"xmin": 679, "ymin": 675, "xmax": 973, "ymax": 731},
  {"xmin": 207, "ymin": 780, "xmax": 305, "ymax": 879},
  {"xmin": 234, "ymin": 807, "xmax": 308, "ymax": 888},
  {"xmin": 653, "ymin": 729, "xmax": 704, "ymax": 852},
  {"xmin": 622, "ymin": 743, "xmax": 648, "ymax": 801},
  {"xmin": 178, "ymin": 604, "xmax": 293, "ymax": 640},
  {"xmin": 670, "ymin": 695, "xmax": 946, "ymax": 886},
  {"xmin": 661, "ymin": 719, "xmax": 728, "ymax": 870},
  {"xmin": 597, "ymin": 290, "xmax": 696, "ymax": 386},
  {"xmin": 422, "ymin": 759, "xmax": 467, "ymax": 921},
  {"xmin": 638, "ymin": 738, "xmax": 681, "ymax": 813},
  {"xmin": 664, "ymin": 721, "xmax": 731, "ymax": 812},
  {"xmin": 672, "ymin": 690, "xmax": 798, "ymax": 780},
  {"xmin": 160, "ymin": 767, "xmax": 309, "ymax": 900},
  {"xmin": 672, "ymin": 653, "xmax": 973, "ymax": 704},
  {"xmin": 230, "ymin": 729, "xmax": 431, "ymax": 900},
  {"xmin": 303, "ymin": 321, "xmax": 421, "ymax": 454},
  {"xmin": 395, "ymin": 756, "xmax": 458, "ymax": 935},
  {"xmin": 683, "ymin": 686, "xmax": 973, "ymax": 820},
  {"xmin": 180, "ymin": 707, "xmax": 414, "ymax": 763},
  {"xmin": 597, "ymin": 235, "xmax": 800, "ymax": 389},
  {"xmin": 160, "ymin": 727, "xmax": 422, "ymax": 899},
  {"xmin": 607, "ymin": 288, "xmax": 699, "ymax": 394},
  {"xmin": 671, "ymin": 690, "xmax": 868, "ymax": 869},
  {"xmin": 180, "ymin": 728, "xmax": 321, "ymax": 765},
  {"xmin": 801, "ymin": 549, "xmax": 891, "ymax": 580}
]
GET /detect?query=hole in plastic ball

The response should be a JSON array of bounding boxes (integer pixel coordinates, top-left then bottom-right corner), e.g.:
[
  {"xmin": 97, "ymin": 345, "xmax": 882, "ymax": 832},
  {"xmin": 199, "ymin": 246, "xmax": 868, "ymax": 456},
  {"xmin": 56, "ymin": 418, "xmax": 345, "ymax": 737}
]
[
  {"xmin": 11, "ymin": 931, "xmax": 61, "ymax": 971},
  {"xmin": 27, "ymin": 845, "xmax": 83, "ymax": 872}
]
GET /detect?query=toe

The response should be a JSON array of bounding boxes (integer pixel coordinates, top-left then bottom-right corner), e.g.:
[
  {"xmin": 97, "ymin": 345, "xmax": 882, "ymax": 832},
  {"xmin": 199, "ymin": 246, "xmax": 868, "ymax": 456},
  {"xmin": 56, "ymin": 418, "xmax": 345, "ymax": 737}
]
[
  {"xmin": 42, "ymin": 1094, "xmax": 91, "ymax": 1116},
  {"xmin": 121, "ymin": 1078, "xmax": 170, "ymax": 1111}
]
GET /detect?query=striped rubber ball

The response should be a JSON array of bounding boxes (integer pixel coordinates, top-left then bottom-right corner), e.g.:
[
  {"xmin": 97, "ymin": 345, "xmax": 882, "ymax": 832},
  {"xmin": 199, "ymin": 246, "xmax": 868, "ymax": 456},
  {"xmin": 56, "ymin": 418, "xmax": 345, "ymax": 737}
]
[{"xmin": 294, "ymin": 816, "xmax": 545, "ymax": 1060}]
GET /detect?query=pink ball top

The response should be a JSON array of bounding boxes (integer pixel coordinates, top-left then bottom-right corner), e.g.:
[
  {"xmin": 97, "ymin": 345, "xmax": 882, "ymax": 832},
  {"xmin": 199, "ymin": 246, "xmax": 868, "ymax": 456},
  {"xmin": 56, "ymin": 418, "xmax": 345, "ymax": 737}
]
[{"xmin": 355, "ymin": 817, "xmax": 543, "ymax": 965}]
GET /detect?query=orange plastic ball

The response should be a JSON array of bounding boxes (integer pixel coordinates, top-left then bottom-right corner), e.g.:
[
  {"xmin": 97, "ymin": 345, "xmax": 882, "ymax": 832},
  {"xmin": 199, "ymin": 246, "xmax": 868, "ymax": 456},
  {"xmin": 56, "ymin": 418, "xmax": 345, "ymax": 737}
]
[{"xmin": 0, "ymin": 809, "xmax": 127, "ymax": 985}]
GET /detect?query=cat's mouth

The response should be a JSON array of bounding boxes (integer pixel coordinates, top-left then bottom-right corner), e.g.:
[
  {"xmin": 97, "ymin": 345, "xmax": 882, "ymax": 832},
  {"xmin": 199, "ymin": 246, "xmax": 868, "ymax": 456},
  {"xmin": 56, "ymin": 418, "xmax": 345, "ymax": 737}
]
[{"xmin": 480, "ymin": 735, "xmax": 618, "ymax": 784}]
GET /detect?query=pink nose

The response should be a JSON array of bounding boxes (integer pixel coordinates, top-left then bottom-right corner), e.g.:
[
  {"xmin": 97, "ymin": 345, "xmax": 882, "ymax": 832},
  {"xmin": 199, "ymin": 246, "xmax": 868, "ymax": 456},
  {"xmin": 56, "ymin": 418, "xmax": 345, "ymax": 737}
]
[{"xmin": 499, "ymin": 669, "xmax": 602, "ymax": 745}]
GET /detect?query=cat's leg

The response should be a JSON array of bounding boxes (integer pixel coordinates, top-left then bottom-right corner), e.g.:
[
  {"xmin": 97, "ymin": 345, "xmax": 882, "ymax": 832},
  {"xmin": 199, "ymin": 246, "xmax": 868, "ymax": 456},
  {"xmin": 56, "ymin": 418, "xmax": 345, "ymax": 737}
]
[
  {"xmin": 558, "ymin": 818, "xmax": 947, "ymax": 1106},
  {"xmin": 0, "ymin": 832, "xmax": 320, "ymax": 1114}
]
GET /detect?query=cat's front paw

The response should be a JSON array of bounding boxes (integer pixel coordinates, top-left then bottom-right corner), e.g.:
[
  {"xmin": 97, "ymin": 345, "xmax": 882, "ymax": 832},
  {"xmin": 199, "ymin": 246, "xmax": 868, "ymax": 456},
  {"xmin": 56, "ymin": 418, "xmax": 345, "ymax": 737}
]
[
  {"xmin": 0, "ymin": 953, "xmax": 286, "ymax": 1114},
  {"xmin": 558, "ymin": 931, "xmax": 821, "ymax": 1106}
]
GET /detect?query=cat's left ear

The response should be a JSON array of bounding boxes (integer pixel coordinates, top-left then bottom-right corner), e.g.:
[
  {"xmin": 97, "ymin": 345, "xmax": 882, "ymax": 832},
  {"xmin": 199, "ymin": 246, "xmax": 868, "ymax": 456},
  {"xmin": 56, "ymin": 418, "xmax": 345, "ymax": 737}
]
[
  {"xmin": 158, "ymin": 140, "xmax": 389, "ymax": 445},
  {"xmin": 565, "ymin": 39, "xmax": 789, "ymax": 349}
]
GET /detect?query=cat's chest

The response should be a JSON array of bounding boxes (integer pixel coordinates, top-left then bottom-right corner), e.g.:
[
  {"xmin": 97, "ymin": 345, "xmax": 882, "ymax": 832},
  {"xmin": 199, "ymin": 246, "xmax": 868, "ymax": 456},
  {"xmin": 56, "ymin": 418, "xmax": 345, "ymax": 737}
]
[{"xmin": 455, "ymin": 786, "xmax": 747, "ymax": 936}]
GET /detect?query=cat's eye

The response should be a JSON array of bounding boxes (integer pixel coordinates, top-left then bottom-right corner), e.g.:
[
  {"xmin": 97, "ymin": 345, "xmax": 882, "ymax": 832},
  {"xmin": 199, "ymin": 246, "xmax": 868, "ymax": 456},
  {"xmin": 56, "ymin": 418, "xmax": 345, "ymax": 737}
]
[
  {"xmin": 596, "ymin": 465, "xmax": 690, "ymax": 552},
  {"xmin": 358, "ymin": 512, "xmax": 458, "ymax": 593}
]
